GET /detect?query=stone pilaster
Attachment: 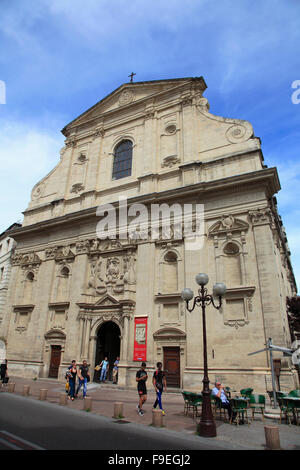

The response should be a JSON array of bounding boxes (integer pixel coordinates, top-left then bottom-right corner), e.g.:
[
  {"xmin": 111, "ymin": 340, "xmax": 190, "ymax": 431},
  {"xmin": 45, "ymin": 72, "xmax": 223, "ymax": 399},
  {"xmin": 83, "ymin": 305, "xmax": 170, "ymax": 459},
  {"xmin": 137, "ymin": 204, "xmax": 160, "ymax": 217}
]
[{"xmin": 249, "ymin": 208, "xmax": 285, "ymax": 345}]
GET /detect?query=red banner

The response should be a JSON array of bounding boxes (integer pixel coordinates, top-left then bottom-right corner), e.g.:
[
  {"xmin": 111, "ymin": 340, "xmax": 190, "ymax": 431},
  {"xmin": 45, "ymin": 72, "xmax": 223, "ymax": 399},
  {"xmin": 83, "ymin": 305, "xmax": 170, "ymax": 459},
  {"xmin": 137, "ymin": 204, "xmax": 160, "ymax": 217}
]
[{"xmin": 133, "ymin": 317, "xmax": 147, "ymax": 362}]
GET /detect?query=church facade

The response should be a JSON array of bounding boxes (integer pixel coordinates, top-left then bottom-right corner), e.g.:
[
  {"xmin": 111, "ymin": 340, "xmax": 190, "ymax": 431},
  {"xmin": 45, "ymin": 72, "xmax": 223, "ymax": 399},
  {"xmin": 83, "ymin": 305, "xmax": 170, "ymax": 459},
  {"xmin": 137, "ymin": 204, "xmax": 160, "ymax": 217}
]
[{"xmin": 1, "ymin": 77, "xmax": 298, "ymax": 392}]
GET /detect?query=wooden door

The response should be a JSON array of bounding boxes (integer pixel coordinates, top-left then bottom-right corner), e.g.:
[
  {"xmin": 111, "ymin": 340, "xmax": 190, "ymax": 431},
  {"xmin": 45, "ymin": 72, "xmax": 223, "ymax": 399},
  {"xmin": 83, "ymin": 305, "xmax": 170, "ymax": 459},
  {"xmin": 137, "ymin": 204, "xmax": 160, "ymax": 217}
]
[
  {"xmin": 163, "ymin": 347, "xmax": 180, "ymax": 388},
  {"xmin": 49, "ymin": 345, "xmax": 61, "ymax": 378}
]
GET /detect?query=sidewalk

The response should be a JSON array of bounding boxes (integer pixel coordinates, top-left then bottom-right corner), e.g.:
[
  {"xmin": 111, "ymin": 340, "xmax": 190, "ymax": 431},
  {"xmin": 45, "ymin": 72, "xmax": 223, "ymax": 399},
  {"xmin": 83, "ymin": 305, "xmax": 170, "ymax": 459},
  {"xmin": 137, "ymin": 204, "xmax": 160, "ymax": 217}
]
[{"xmin": 2, "ymin": 376, "xmax": 300, "ymax": 450}]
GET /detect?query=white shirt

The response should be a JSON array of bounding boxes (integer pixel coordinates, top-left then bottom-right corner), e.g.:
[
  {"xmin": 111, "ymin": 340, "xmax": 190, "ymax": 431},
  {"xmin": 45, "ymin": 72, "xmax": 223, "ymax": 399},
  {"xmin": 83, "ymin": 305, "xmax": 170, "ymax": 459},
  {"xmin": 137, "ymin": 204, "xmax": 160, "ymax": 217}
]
[{"xmin": 212, "ymin": 387, "xmax": 229, "ymax": 404}]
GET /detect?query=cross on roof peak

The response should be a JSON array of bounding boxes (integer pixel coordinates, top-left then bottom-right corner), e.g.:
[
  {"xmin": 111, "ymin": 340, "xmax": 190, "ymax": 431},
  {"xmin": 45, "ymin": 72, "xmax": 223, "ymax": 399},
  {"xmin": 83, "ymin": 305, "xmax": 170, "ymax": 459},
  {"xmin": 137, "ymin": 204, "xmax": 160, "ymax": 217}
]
[{"xmin": 128, "ymin": 72, "xmax": 136, "ymax": 83}]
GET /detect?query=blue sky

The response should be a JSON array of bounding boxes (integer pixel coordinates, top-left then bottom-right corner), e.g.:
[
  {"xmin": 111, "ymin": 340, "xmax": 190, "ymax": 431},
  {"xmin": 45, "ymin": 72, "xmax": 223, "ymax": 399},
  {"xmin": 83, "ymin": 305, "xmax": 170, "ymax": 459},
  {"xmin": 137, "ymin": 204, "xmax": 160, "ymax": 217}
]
[{"xmin": 0, "ymin": 0, "xmax": 299, "ymax": 289}]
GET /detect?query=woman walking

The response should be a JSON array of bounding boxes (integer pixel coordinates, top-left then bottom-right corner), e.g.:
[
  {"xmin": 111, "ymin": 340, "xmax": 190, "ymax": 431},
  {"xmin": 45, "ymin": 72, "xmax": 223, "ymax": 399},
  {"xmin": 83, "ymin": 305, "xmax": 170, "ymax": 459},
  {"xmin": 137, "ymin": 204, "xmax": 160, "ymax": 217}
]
[{"xmin": 68, "ymin": 361, "xmax": 77, "ymax": 401}]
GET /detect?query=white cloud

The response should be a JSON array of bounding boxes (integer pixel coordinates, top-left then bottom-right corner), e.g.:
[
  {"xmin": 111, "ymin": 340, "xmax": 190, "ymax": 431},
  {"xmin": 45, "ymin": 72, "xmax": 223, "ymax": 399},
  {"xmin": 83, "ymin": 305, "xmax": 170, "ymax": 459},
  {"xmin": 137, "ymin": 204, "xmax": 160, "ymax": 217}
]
[{"xmin": 0, "ymin": 120, "xmax": 64, "ymax": 232}]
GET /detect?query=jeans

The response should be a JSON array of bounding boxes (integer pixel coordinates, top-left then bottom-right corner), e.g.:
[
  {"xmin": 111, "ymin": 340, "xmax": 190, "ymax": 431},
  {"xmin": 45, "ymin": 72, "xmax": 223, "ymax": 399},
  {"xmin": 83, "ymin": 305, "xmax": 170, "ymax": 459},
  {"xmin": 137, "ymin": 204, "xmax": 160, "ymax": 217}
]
[
  {"xmin": 100, "ymin": 368, "xmax": 107, "ymax": 382},
  {"xmin": 76, "ymin": 378, "xmax": 87, "ymax": 397},
  {"xmin": 153, "ymin": 389, "xmax": 163, "ymax": 410},
  {"xmin": 68, "ymin": 378, "xmax": 76, "ymax": 398}
]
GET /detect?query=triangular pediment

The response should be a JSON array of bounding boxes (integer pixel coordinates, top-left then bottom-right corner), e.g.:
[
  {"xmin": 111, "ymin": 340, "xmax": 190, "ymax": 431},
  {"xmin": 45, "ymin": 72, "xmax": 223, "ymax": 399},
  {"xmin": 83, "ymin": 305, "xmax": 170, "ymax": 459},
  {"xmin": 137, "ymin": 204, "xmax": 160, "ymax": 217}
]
[
  {"xmin": 94, "ymin": 294, "xmax": 120, "ymax": 307},
  {"xmin": 62, "ymin": 77, "xmax": 206, "ymax": 134}
]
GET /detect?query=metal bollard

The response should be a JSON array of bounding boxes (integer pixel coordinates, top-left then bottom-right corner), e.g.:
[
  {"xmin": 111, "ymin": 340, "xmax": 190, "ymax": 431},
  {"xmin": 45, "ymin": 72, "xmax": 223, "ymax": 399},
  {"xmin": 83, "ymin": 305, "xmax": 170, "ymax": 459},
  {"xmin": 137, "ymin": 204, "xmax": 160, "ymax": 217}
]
[
  {"xmin": 113, "ymin": 402, "xmax": 124, "ymax": 418},
  {"xmin": 22, "ymin": 385, "xmax": 30, "ymax": 396},
  {"xmin": 264, "ymin": 425, "xmax": 281, "ymax": 450},
  {"xmin": 8, "ymin": 383, "xmax": 15, "ymax": 393},
  {"xmin": 152, "ymin": 409, "xmax": 163, "ymax": 427},
  {"xmin": 59, "ymin": 393, "xmax": 68, "ymax": 406},
  {"xmin": 39, "ymin": 389, "xmax": 48, "ymax": 401},
  {"xmin": 83, "ymin": 396, "xmax": 92, "ymax": 411}
]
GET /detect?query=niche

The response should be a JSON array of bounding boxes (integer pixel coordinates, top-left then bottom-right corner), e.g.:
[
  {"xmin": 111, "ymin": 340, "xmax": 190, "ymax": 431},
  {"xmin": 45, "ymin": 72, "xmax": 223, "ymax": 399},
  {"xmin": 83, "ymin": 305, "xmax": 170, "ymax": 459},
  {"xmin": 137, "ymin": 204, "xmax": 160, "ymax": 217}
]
[{"xmin": 162, "ymin": 252, "xmax": 178, "ymax": 293}]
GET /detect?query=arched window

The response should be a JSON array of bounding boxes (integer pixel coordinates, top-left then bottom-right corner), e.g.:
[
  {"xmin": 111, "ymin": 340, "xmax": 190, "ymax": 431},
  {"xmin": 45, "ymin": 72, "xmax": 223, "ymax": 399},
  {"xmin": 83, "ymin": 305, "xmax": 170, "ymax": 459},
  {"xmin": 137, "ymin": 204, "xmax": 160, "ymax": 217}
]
[{"xmin": 112, "ymin": 140, "xmax": 132, "ymax": 180}]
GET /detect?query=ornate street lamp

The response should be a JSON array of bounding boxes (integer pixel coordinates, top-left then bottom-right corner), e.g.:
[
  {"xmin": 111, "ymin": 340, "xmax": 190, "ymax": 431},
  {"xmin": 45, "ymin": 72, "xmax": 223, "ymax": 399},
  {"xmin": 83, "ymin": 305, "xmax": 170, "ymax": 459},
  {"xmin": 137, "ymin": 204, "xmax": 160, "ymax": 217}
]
[{"xmin": 181, "ymin": 274, "xmax": 226, "ymax": 438}]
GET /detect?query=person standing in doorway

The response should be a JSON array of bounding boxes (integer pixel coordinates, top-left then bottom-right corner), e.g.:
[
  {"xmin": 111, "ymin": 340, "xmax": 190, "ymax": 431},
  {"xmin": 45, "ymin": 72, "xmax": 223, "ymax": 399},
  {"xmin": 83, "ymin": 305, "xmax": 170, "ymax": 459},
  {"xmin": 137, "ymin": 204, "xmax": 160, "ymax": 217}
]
[
  {"xmin": 99, "ymin": 356, "xmax": 109, "ymax": 383},
  {"xmin": 76, "ymin": 360, "xmax": 90, "ymax": 398},
  {"xmin": 152, "ymin": 362, "xmax": 167, "ymax": 415},
  {"xmin": 136, "ymin": 362, "xmax": 148, "ymax": 416},
  {"xmin": 112, "ymin": 356, "xmax": 119, "ymax": 384}
]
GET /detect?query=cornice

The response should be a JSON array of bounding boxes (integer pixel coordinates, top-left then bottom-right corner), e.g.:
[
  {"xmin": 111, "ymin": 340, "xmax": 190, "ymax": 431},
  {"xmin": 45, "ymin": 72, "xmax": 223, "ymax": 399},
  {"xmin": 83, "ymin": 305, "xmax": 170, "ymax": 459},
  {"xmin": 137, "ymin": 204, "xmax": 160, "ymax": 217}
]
[{"xmin": 8, "ymin": 167, "xmax": 280, "ymax": 240}]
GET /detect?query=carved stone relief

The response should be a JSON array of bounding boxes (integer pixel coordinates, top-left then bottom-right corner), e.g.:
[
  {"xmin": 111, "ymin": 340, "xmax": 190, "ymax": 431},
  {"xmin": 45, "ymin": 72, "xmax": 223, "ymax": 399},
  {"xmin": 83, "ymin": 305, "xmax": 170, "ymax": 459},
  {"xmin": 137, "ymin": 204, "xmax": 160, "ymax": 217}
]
[
  {"xmin": 118, "ymin": 90, "xmax": 134, "ymax": 106},
  {"xmin": 87, "ymin": 247, "xmax": 136, "ymax": 297},
  {"xmin": 45, "ymin": 246, "xmax": 75, "ymax": 264}
]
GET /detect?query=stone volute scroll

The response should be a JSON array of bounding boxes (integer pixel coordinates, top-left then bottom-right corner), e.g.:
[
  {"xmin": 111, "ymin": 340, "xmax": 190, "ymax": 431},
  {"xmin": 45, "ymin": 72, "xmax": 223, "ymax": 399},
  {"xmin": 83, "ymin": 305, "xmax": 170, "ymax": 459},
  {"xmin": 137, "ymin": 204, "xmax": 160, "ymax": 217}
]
[{"xmin": 195, "ymin": 96, "xmax": 254, "ymax": 144}]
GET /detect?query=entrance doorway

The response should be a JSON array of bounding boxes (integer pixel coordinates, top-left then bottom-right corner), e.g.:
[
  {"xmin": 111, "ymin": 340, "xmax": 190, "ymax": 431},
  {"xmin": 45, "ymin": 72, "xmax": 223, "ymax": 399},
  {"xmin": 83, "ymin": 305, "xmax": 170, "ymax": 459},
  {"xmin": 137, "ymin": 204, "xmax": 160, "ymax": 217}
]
[
  {"xmin": 163, "ymin": 346, "xmax": 180, "ymax": 388},
  {"xmin": 49, "ymin": 345, "xmax": 61, "ymax": 378},
  {"xmin": 94, "ymin": 321, "xmax": 120, "ymax": 382}
]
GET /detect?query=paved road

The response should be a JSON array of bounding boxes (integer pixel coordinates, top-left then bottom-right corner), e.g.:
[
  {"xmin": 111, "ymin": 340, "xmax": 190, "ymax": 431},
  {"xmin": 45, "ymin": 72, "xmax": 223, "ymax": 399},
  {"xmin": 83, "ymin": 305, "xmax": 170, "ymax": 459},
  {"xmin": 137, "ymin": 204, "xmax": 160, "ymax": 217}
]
[{"xmin": 0, "ymin": 393, "xmax": 246, "ymax": 451}]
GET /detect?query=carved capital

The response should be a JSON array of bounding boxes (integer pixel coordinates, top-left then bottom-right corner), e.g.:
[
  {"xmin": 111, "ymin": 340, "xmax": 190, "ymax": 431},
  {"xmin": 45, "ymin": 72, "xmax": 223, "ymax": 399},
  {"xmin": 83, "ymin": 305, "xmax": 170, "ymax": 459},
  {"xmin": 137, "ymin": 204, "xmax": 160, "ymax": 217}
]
[
  {"xmin": 248, "ymin": 208, "xmax": 273, "ymax": 226},
  {"xmin": 93, "ymin": 126, "xmax": 105, "ymax": 139},
  {"xmin": 65, "ymin": 137, "xmax": 77, "ymax": 148}
]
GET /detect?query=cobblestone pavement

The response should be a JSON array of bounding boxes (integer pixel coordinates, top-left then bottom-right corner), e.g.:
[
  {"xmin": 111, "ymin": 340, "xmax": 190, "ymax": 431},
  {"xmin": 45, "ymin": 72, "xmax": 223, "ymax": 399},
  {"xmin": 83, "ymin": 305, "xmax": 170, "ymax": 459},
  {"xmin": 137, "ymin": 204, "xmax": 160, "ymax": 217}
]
[{"xmin": 1, "ymin": 376, "xmax": 300, "ymax": 450}]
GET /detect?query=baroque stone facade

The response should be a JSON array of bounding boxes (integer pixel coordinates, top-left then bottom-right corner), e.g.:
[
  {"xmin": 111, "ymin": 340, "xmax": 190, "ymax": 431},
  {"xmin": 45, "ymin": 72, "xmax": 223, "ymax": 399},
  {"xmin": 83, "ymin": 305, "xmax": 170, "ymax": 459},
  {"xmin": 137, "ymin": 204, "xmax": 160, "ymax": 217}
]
[
  {"xmin": 0, "ymin": 223, "xmax": 21, "ymax": 336},
  {"xmin": 1, "ymin": 77, "xmax": 298, "ymax": 391}
]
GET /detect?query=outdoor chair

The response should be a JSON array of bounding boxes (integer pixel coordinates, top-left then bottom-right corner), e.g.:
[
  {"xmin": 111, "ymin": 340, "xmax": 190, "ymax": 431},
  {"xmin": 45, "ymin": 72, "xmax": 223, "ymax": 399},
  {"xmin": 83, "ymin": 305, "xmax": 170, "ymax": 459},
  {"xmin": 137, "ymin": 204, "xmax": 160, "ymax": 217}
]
[
  {"xmin": 249, "ymin": 394, "xmax": 265, "ymax": 422},
  {"xmin": 214, "ymin": 396, "xmax": 228, "ymax": 421},
  {"xmin": 277, "ymin": 397, "xmax": 294, "ymax": 425},
  {"xmin": 182, "ymin": 391, "xmax": 193, "ymax": 416},
  {"xmin": 189, "ymin": 393, "xmax": 203, "ymax": 419},
  {"xmin": 292, "ymin": 399, "xmax": 300, "ymax": 425},
  {"xmin": 267, "ymin": 390, "xmax": 275, "ymax": 406},
  {"xmin": 240, "ymin": 388, "xmax": 253, "ymax": 397},
  {"xmin": 230, "ymin": 399, "xmax": 250, "ymax": 426},
  {"xmin": 210, "ymin": 394, "xmax": 217, "ymax": 416},
  {"xmin": 288, "ymin": 389, "xmax": 300, "ymax": 398}
]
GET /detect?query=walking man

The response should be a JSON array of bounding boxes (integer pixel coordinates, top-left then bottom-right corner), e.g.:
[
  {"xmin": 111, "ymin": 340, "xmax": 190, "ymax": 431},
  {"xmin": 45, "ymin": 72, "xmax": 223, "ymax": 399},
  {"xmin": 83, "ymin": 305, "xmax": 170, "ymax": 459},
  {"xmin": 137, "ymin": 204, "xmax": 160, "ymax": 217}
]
[
  {"xmin": 76, "ymin": 360, "xmax": 90, "ymax": 398},
  {"xmin": 152, "ymin": 362, "xmax": 167, "ymax": 415},
  {"xmin": 136, "ymin": 362, "xmax": 148, "ymax": 416}
]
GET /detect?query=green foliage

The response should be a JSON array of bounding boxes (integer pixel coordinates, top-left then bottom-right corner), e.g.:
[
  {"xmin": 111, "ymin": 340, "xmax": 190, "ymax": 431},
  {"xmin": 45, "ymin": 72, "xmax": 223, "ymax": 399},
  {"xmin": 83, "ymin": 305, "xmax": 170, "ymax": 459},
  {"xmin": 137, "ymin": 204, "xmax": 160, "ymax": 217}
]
[{"xmin": 287, "ymin": 296, "xmax": 300, "ymax": 340}]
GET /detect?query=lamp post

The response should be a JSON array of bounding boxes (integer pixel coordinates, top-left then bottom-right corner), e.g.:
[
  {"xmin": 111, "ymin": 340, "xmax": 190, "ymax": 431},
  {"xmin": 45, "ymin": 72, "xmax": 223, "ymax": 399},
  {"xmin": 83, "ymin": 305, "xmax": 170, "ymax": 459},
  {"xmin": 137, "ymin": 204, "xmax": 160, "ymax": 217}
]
[{"xmin": 181, "ymin": 274, "xmax": 226, "ymax": 438}]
